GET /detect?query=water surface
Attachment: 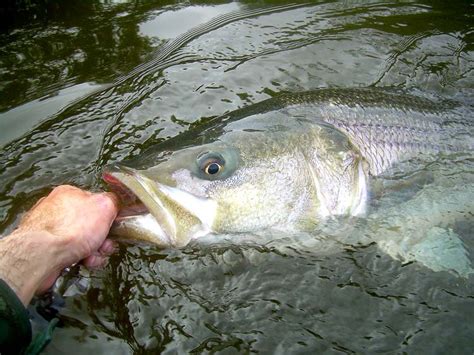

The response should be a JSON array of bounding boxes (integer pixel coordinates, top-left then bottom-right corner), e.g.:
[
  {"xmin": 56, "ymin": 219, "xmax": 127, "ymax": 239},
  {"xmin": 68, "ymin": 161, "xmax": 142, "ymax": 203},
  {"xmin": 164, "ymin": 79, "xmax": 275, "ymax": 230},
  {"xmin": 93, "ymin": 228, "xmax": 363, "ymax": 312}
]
[{"xmin": 0, "ymin": 1, "xmax": 473, "ymax": 353}]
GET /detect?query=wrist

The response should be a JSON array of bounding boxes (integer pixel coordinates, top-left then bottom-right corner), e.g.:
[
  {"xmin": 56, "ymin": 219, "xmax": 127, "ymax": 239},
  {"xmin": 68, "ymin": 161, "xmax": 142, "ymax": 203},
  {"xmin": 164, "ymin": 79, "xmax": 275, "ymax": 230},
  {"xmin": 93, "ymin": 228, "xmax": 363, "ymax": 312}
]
[{"xmin": 0, "ymin": 231, "xmax": 63, "ymax": 305}]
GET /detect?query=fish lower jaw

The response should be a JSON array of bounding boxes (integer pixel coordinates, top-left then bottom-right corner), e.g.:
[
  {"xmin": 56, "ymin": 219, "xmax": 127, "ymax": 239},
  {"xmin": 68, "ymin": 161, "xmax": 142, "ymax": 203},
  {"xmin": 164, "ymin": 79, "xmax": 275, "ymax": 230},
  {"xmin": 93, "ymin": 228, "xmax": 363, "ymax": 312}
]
[
  {"xmin": 111, "ymin": 213, "xmax": 172, "ymax": 246},
  {"xmin": 111, "ymin": 211, "xmax": 215, "ymax": 247}
]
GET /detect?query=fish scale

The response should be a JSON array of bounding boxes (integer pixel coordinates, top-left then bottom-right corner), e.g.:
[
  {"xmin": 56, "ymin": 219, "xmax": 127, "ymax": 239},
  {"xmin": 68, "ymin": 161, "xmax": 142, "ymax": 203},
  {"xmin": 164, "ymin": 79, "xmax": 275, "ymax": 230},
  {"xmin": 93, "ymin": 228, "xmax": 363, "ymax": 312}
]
[{"xmin": 273, "ymin": 90, "xmax": 472, "ymax": 175}]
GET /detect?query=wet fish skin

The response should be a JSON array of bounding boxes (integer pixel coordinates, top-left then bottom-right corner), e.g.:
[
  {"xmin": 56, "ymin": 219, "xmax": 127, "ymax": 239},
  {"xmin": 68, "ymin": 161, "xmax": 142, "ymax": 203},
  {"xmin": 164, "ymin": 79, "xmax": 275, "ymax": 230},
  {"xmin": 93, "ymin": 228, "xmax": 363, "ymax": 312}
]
[
  {"xmin": 273, "ymin": 88, "xmax": 473, "ymax": 175},
  {"xmin": 107, "ymin": 114, "xmax": 369, "ymax": 246},
  {"xmin": 104, "ymin": 88, "xmax": 473, "ymax": 262},
  {"xmin": 125, "ymin": 88, "xmax": 472, "ymax": 175}
]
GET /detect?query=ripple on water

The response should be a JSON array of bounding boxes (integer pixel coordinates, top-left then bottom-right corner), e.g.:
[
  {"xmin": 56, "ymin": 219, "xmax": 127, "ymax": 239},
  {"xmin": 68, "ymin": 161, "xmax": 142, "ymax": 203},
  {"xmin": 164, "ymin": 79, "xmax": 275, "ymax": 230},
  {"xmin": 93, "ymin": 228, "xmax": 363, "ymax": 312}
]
[{"xmin": 0, "ymin": 1, "xmax": 473, "ymax": 354}]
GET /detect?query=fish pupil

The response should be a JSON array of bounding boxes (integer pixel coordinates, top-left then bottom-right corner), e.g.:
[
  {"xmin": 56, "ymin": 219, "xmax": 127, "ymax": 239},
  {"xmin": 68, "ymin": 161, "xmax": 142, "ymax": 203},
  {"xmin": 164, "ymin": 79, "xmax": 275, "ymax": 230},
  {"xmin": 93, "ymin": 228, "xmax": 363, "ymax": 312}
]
[{"xmin": 207, "ymin": 163, "xmax": 220, "ymax": 175}]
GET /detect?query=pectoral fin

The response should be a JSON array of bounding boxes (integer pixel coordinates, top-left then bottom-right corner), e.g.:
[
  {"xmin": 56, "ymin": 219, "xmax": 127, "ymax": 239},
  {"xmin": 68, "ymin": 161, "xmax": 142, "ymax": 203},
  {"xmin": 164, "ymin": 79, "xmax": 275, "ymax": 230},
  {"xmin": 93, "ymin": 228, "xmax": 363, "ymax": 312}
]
[
  {"xmin": 410, "ymin": 227, "xmax": 472, "ymax": 277},
  {"xmin": 370, "ymin": 178, "xmax": 473, "ymax": 277}
]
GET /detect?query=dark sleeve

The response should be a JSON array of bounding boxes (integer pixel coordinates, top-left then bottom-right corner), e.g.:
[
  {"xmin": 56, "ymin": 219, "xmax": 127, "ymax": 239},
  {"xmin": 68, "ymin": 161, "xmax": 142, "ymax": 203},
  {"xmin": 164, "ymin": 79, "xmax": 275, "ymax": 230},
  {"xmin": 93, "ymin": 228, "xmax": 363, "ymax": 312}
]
[{"xmin": 0, "ymin": 278, "xmax": 32, "ymax": 355}]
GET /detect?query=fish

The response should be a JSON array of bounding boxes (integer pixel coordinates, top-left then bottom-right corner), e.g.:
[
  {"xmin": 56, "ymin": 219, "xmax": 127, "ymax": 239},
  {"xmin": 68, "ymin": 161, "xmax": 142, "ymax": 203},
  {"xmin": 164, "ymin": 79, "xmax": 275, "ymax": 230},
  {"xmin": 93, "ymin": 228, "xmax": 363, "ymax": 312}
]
[{"xmin": 103, "ymin": 88, "xmax": 474, "ymax": 275}]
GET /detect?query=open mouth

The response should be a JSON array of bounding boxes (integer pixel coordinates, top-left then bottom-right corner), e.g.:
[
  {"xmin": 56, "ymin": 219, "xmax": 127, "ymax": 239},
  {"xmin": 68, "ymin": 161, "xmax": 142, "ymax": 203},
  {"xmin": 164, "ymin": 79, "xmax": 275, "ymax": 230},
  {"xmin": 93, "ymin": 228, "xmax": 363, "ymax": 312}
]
[
  {"xmin": 102, "ymin": 164, "xmax": 217, "ymax": 247},
  {"xmin": 103, "ymin": 170, "xmax": 149, "ymax": 218},
  {"xmin": 102, "ymin": 164, "xmax": 178, "ymax": 245}
]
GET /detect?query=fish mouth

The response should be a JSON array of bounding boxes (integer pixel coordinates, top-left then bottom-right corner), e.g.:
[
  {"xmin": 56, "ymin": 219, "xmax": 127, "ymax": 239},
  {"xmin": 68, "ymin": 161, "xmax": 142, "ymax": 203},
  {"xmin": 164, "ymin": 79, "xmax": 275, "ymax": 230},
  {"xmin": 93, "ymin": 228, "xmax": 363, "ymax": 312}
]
[
  {"xmin": 103, "ymin": 164, "xmax": 215, "ymax": 247},
  {"xmin": 103, "ymin": 170, "xmax": 149, "ymax": 218}
]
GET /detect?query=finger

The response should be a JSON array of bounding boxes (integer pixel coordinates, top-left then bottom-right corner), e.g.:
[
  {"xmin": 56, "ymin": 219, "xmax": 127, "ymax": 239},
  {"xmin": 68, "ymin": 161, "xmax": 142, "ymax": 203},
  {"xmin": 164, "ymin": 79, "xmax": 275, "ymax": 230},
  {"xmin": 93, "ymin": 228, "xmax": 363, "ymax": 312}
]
[
  {"xmin": 30, "ymin": 196, "xmax": 47, "ymax": 210},
  {"xmin": 50, "ymin": 184, "xmax": 89, "ymax": 197},
  {"xmin": 98, "ymin": 239, "xmax": 118, "ymax": 256},
  {"xmin": 78, "ymin": 193, "xmax": 119, "ymax": 240},
  {"xmin": 93, "ymin": 193, "xmax": 119, "ymax": 222},
  {"xmin": 101, "ymin": 192, "xmax": 120, "ymax": 210},
  {"xmin": 82, "ymin": 254, "xmax": 109, "ymax": 269}
]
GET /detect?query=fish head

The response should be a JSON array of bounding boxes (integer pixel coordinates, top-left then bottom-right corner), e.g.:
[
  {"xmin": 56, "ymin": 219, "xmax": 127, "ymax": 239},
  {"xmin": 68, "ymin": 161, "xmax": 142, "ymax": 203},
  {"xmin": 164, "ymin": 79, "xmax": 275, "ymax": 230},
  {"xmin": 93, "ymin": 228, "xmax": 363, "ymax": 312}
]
[
  {"xmin": 103, "ymin": 140, "xmax": 242, "ymax": 247},
  {"xmin": 103, "ymin": 127, "xmax": 318, "ymax": 247}
]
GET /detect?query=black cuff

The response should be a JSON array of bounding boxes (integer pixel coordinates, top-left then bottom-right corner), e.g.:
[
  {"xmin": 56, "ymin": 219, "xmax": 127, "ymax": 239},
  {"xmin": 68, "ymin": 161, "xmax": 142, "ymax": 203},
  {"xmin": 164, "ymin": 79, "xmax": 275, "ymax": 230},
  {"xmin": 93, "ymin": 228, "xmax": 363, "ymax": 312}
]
[{"xmin": 0, "ymin": 278, "xmax": 32, "ymax": 354}]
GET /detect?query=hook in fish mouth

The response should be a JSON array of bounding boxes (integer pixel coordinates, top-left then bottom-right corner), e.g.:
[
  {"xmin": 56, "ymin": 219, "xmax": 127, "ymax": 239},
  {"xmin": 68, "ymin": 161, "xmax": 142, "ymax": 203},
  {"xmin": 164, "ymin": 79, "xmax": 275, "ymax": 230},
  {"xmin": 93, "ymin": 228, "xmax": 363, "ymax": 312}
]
[{"xmin": 102, "ymin": 164, "xmax": 216, "ymax": 247}]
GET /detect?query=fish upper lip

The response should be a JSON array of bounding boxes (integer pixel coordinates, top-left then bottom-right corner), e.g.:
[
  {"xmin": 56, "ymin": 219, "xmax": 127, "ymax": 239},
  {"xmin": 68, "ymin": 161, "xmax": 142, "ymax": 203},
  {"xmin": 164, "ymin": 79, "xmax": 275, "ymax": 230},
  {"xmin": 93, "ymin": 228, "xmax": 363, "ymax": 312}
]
[
  {"xmin": 103, "ymin": 167, "xmax": 148, "ymax": 217},
  {"xmin": 102, "ymin": 164, "xmax": 180, "ymax": 244}
]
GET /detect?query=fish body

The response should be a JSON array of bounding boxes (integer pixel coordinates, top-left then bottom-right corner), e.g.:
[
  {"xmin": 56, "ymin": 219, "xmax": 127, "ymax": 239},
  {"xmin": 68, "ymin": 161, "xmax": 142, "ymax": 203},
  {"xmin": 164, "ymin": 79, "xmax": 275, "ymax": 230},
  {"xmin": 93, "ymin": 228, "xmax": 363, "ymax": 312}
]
[
  {"xmin": 270, "ymin": 89, "xmax": 471, "ymax": 175},
  {"xmin": 104, "ymin": 88, "xmax": 473, "ymax": 274}
]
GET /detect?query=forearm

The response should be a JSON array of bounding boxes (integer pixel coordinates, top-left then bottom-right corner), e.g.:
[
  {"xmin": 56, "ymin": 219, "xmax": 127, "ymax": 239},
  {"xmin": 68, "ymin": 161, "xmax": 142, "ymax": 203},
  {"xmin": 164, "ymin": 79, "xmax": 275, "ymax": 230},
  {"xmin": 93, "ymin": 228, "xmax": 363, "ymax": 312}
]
[{"xmin": 0, "ymin": 231, "xmax": 63, "ymax": 306}]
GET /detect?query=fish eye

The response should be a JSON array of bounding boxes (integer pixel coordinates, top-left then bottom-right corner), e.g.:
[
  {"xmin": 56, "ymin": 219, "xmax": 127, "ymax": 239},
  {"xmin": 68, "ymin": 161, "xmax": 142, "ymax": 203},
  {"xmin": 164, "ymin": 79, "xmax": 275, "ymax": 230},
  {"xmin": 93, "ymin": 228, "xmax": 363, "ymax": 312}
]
[
  {"xmin": 197, "ymin": 152, "xmax": 226, "ymax": 179},
  {"xmin": 205, "ymin": 162, "xmax": 221, "ymax": 175}
]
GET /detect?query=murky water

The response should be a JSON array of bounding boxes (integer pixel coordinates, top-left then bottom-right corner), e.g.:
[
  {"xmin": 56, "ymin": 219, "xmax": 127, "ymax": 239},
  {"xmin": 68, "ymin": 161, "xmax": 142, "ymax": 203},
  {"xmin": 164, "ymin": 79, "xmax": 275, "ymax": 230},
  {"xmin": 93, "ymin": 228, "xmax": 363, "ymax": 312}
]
[{"xmin": 1, "ymin": 1, "xmax": 473, "ymax": 353}]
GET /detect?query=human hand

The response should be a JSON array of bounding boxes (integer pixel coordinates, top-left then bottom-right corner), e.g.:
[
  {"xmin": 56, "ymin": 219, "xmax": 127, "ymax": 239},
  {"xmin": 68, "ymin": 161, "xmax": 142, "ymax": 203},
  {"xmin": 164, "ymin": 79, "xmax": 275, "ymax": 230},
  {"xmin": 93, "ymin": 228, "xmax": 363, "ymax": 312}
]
[{"xmin": 0, "ymin": 185, "xmax": 118, "ymax": 305}]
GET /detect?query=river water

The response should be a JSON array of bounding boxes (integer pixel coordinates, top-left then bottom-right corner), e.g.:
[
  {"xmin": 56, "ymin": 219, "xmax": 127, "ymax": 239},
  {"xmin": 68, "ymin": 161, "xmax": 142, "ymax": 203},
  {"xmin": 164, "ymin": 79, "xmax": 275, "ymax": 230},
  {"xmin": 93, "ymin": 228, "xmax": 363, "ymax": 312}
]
[{"xmin": 0, "ymin": 1, "xmax": 473, "ymax": 353}]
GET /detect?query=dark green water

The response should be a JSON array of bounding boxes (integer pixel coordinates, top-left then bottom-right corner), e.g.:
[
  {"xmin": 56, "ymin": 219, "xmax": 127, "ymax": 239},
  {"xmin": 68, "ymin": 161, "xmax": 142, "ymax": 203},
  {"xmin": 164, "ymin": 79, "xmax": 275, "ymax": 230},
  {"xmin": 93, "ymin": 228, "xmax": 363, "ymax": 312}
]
[{"xmin": 1, "ymin": 1, "xmax": 473, "ymax": 353}]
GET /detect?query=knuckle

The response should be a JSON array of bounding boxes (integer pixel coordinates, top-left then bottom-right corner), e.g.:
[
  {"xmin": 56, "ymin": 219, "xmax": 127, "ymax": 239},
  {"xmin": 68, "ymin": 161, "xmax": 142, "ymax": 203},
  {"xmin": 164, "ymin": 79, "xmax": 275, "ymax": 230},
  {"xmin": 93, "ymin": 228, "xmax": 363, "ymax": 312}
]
[{"xmin": 52, "ymin": 184, "xmax": 77, "ymax": 194}]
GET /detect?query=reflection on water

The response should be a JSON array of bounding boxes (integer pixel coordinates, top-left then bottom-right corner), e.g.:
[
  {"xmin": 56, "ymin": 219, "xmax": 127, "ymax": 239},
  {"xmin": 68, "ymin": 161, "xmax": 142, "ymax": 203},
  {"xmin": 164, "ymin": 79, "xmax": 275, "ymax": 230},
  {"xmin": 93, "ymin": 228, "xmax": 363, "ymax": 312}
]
[
  {"xmin": 0, "ymin": 82, "xmax": 103, "ymax": 147},
  {"xmin": 0, "ymin": 1, "xmax": 473, "ymax": 353},
  {"xmin": 0, "ymin": 0, "xmax": 155, "ymax": 112},
  {"xmin": 139, "ymin": 3, "xmax": 241, "ymax": 40}
]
